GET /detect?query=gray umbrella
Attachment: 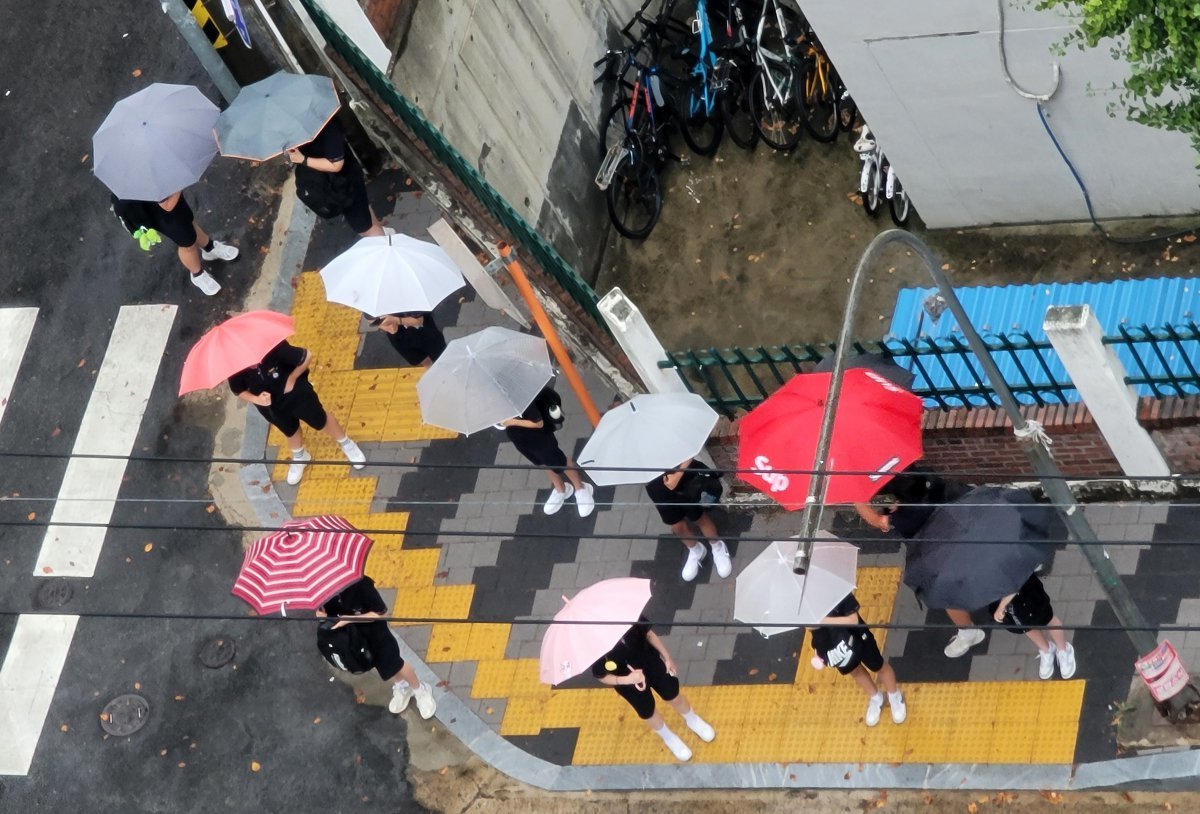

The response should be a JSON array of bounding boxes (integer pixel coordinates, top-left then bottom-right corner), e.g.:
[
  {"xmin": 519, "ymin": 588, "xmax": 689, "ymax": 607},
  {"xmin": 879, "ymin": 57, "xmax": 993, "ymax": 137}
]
[
  {"xmin": 901, "ymin": 486, "xmax": 1056, "ymax": 610},
  {"xmin": 92, "ymin": 83, "xmax": 219, "ymax": 201},
  {"xmin": 214, "ymin": 72, "xmax": 340, "ymax": 161},
  {"xmin": 813, "ymin": 352, "xmax": 917, "ymax": 390}
]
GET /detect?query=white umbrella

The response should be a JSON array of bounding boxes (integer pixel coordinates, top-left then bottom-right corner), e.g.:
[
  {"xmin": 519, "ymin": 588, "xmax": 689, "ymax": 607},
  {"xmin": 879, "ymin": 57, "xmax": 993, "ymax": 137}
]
[
  {"xmin": 733, "ymin": 535, "xmax": 858, "ymax": 637},
  {"xmin": 576, "ymin": 393, "xmax": 718, "ymax": 486},
  {"xmin": 319, "ymin": 233, "xmax": 465, "ymax": 315},
  {"xmin": 417, "ymin": 327, "xmax": 554, "ymax": 435}
]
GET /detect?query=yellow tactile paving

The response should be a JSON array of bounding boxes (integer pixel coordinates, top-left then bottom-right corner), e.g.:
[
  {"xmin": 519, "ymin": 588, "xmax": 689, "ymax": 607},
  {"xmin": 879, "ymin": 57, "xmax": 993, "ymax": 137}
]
[{"xmin": 276, "ymin": 272, "xmax": 1088, "ymax": 768}]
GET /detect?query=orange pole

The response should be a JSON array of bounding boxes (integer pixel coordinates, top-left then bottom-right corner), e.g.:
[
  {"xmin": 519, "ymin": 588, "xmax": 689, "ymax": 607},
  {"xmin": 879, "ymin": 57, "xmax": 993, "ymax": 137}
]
[{"xmin": 498, "ymin": 243, "xmax": 601, "ymax": 428}]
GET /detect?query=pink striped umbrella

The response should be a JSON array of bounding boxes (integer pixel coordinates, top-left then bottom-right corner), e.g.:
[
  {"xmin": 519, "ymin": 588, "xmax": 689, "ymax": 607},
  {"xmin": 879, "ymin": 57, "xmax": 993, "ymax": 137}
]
[{"xmin": 232, "ymin": 515, "xmax": 373, "ymax": 615}]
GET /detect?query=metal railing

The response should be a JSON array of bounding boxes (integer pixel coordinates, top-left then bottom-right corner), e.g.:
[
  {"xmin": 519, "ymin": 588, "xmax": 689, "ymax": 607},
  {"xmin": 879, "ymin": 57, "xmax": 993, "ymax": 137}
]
[
  {"xmin": 661, "ymin": 322, "xmax": 1200, "ymax": 416},
  {"xmin": 294, "ymin": 0, "xmax": 606, "ymax": 329}
]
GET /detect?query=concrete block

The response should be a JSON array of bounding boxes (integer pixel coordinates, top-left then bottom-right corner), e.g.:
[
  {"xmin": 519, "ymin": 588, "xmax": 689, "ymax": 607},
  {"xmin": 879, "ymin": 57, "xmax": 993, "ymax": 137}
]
[
  {"xmin": 470, "ymin": 539, "xmax": 502, "ymax": 567},
  {"xmin": 443, "ymin": 543, "xmax": 475, "ymax": 567},
  {"xmin": 627, "ymin": 537, "xmax": 661, "ymax": 561},
  {"xmin": 448, "ymin": 660, "xmax": 479, "ymax": 692}
]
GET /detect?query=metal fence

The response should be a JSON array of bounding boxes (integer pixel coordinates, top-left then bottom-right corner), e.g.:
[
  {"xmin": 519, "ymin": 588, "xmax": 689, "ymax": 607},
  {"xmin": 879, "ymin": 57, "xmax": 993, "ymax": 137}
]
[
  {"xmin": 294, "ymin": 0, "xmax": 605, "ymax": 328},
  {"xmin": 661, "ymin": 323, "xmax": 1200, "ymax": 417}
]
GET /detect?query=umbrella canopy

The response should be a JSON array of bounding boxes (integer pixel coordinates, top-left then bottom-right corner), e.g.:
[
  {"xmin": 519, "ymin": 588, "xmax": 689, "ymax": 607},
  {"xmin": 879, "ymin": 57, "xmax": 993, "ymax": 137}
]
[
  {"xmin": 736, "ymin": 369, "xmax": 924, "ymax": 508},
  {"xmin": 539, "ymin": 577, "xmax": 652, "ymax": 685},
  {"xmin": 902, "ymin": 486, "xmax": 1056, "ymax": 610},
  {"xmin": 92, "ymin": 83, "xmax": 219, "ymax": 201},
  {"xmin": 179, "ymin": 310, "xmax": 295, "ymax": 395},
  {"xmin": 576, "ymin": 393, "xmax": 718, "ymax": 486},
  {"xmin": 734, "ymin": 536, "xmax": 859, "ymax": 637},
  {"xmin": 214, "ymin": 71, "xmax": 339, "ymax": 160},
  {"xmin": 417, "ymin": 327, "xmax": 554, "ymax": 435},
  {"xmin": 813, "ymin": 352, "xmax": 917, "ymax": 391},
  {"xmin": 319, "ymin": 233, "xmax": 465, "ymax": 315},
  {"xmin": 231, "ymin": 515, "xmax": 373, "ymax": 615}
]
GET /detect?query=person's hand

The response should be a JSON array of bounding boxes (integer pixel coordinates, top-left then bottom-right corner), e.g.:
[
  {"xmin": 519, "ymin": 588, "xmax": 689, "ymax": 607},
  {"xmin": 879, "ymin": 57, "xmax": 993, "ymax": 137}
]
[
  {"xmin": 256, "ymin": 392, "xmax": 272, "ymax": 407},
  {"xmin": 286, "ymin": 148, "xmax": 305, "ymax": 165},
  {"xmin": 869, "ymin": 513, "xmax": 891, "ymax": 532},
  {"xmin": 661, "ymin": 653, "xmax": 678, "ymax": 677},
  {"xmin": 283, "ymin": 380, "xmax": 294, "ymax": 395},
  {"xmin": 626, "ymin": 668, "xmax": 646, "ymax": 688},
  {"xmin": 331, "ymin": 618, "xmax": 351, "ymax": 629},
  {"xmin": 399, "ymin": 315, "xmax": 424, "ymax": 329},
  {"xmin": 993, "ymin": 604, "xmax": 1008, "ymax": 623},
  {"xmin": 499, "ymin": 418, "xmax": 516, "ymax": 428}
]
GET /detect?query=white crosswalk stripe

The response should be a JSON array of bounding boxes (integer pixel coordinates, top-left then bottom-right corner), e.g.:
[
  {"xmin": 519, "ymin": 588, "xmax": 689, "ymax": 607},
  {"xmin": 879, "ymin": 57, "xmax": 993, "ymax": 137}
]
[{"xmin": 0, "ymin": 304, "xmax": 176, "ymax": 776}]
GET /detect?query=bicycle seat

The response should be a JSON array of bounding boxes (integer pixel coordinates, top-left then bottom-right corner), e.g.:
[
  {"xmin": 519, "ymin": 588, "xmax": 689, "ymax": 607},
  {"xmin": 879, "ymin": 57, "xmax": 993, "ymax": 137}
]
[{"xmin": 853, "ymin": 135, "xmax": 875, "ymax": 153}]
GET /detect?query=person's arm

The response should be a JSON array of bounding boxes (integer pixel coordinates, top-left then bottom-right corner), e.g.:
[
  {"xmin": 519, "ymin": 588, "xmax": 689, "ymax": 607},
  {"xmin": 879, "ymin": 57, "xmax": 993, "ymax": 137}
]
[
  {"xmin": 662, "ymin": 458, "xmax": 694, "ymax": 491},
  {"xmin": 286, "ymin": 148, "xmax": 344, "ymax": 174},
  {"xmin": 501, "ymin": 416, "xmax": 543, "ymax": 429},
  {"xmin": 645, "ymin": 630, "xmax": 678, "ymax": 676},
  {"xmin": 595, "ymin": 668, "xmax": 646, "ymax": 687},
  {"xmin": 283, "ymin": 350, "xmax": 311, "ymax": 394},
  {"xmin": 820, "ymin": 612, "xmax": 861, "ymax": 626},
  {"xmin": 854, "ymin": 502, "xmax": 891, "ymax": 532},
  {"xmin": 992, "ymin": 593, "xmax": 1017, "ymax": 622},
  {"xmin": 158, "ymin": 191, "xmax": 182, "ymax": 211},
  {"xmin": 236, "ymin": 390, "xmax": 272, "ymax": 407}
]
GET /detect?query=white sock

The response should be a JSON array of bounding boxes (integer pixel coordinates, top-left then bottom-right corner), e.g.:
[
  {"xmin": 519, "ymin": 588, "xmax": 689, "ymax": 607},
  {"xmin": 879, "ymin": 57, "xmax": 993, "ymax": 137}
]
[
  {"xmin": 683, "ymin": 711, "xmax": 704, "ymax": 727},
  {"xmin": 291, "ymin": 447, "xmax": 308, "ymax": 459},
  {"xmin": 888, "ymin": 690, "xmax": 903, "ymax": 703},
  {"xmin": 396, "ymin": 680, "xmax": 411, "ymax": 689},
  {"xmin": 337, "ymin": 436, "xmax": 351, "ymax": 445},
  {"xmin": 869, "ymin": 692, "xmax": 883, "ymax": 704},
  {"xmin": 654, "ymin": 725, "xmax": 683, "ymax": 745}
]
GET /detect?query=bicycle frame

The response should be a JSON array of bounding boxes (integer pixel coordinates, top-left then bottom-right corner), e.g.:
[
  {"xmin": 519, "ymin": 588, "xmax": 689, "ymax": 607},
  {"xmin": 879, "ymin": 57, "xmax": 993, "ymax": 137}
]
[{"xmin": 752, "ymin": 0, "xmax": 800, "ymax": 107}]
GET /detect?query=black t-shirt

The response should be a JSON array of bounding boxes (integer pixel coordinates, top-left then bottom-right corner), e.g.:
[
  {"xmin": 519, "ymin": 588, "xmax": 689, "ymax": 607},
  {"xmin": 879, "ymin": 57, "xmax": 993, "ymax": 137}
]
[
  {"xmin": 504, "ymin": 395, "xmax": 555, "ymax": 445},
  {"xmin": 645, "ymin": 459, "xmax": 710, "ymax": 506},
  {"xmin": 227, "ymin": 341, "xmax": 307, "ymax": 399},
  {"xmin": 591, "ymin": 617, "xmax": 654, "ymax": 679},
  {"xmin": 320, "ymin": 576, "xmax": 386, "ymax": 617},
  {"xmin": 298, "ymin": 119, "xmax": 357, "ymax": 175},
  {"xmin": 384, "ymin": 312, "xmax": 439, "ymax": 353},
  {"xmin": 875, "ymin": 467, "xmax": 946, "ymax": 539}
]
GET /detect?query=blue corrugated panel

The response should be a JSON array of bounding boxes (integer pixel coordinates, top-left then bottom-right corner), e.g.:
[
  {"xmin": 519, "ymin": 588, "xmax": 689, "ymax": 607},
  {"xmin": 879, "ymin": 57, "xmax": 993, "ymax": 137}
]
[{"xmin": 886, "ymin": 276, "xmax": 1200, "ymax": 404}]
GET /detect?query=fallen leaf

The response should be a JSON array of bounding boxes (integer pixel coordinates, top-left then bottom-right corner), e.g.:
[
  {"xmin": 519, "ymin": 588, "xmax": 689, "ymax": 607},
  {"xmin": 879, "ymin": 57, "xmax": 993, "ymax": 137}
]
[
  {"xmin": 132, "ymin": 68, "xmax": 142, "ymax": 77},
  {"xmin": 967, "ymin": 804, "xmax": 978, "ymax": 814},
  {"xmin": 922, "ymin": 792, "xmax": 934, "ymax": 805},
  {"xmin": 99, "ymin": 712, "xmax": 110, "ymax": 722},
  {"xmin": 134, "ymin": 682, "xmax": 141, "ymax": 690},
  {"xmin": 174, "ymin": 694, "xmax": 185, "ymax": 701},
  {"xmin": 81, "ymin": 153, "xmax": 89, "ymax": 163},
  {"xmin": 768, "ymin": 672, "xmax": 778, "ymax": 681},
  {"xmin": 250, "ymin": 760, "xmax": 261, "ymax": 772},
  {"xmin": 312, "ymin": 716, "xmax": 321, "ymax": 724},
  {"xmin": 28, "ymin": 512, "xmax": 36, "ymax": 521},
  {"xmin": 485, "ymin": 706, "xmax": 494, "ymax": 715},
  {"xmin": 42, "ymin": 566, "xmax": 53, "ymax": 574},
  {"xmin": 51, "ymin": 427, "xmax": 61, "ymax": 438},
  {"xmin": 748, "ymin": 668, "xmax": 760, "ymax": 676},
  {"xmin": 77, "ymin": 358, "xmax": 86, "ymax": 368},
  {"xmin": 160, "ymin": 749, "xmax": 168, "ymax": 756},
  {"xmin": 1184, "ymin": 234, "xmax": 1196, "ymax": 243},
  {"xmin": 354, "ymin": 690, "xmax": 366, "ymax": 705},
  {"xmin": 177, "ymin": 761, "xmax": 186, "ymax": 768},
  {"xmin": 60, "ymin": 724, "xmax": 69, "ymax": 732},
  {"xmin": 144, "ymin": 543, "xmax": 154, "ymax": 553},
  {"xmin": 438, "ymin": 766, "xmax": 448, "ymax": 775},
  {"xmin": 206, "ymin": 505, "xmax": 216, "ymax": 514}
]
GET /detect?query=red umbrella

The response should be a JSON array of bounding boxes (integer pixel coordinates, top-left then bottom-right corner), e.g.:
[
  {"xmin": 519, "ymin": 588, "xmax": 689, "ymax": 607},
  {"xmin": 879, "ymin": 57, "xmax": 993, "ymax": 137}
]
[
  {"xmin": 232, "ymin": 515, "xmax": 373, "ymax": 615},
  {"xmin": 179, "ymin": 310, "xmax": 295, "ymax": 395},
  {"xmin": 736, "ymin": 369, "xmax": 924, "ymax": 508}
]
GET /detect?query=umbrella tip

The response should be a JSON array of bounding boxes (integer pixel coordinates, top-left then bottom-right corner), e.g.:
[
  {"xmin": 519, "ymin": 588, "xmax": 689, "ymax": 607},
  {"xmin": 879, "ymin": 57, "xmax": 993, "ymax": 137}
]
[{"xmin": 561, "ymin": 595, "xmax": 569, "ymax": 604}]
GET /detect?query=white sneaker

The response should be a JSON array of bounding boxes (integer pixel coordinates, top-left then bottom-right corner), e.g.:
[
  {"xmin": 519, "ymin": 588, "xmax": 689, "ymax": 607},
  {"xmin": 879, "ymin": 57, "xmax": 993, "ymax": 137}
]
[
  {"xmin": 710, "ymin": 539, "xmax": 732, "ymax": 578},
  {"xmin": 889, "ymin": 691, "xmax": 907, "ymax": 724},
  {"xmin": 943, "ymin": 628, "xmax": 985, "ymax": 658},
  {"xmin": 1038, "ymin": 643, "xmax": 1058, "ymax": 680},
  {"xmin": 413, "ymin": 682, "xmax": 436, "ymax": 719},
  {"xmin": 286, "ymin": 449, "xmax": 311, "ymax": 485},
  {"xmin": 200, "ymin": 240, "xmax": 239, "ymax": 262},
  {"xmin": 681, "ymin": 544, "xmax": 707, "ymax": 582},
  {"xmin": 659, "ymin": 729, "xmax": 692, "ymax": 761},
  {"xmin": 543, "ymin": 483, "xmax": 574, "ymax": 515},
  {"xmin": 190, "ymin": 270, "xmax": 221, "ymax": 296},
  {"xmin": 388, "ymin": 682, "xmax": 413, "ymax": 714},
  {"xmin": 685, "ymin": 714, "xmax": 715, "ymax": 743},
  {"xmin": 575, "ymin": 482, "xmax": 596, "ymax": 518},
  {"xmin": 1056, "ymin": 643, "xmax": 1077, "ymax": 679},
  {"xmin": 865, "ymin": 693, "xmax": 884, "ymax": 727},
  {"xmin": 339, "ymin": 437, "xmax": 366, "ymax": 469}
]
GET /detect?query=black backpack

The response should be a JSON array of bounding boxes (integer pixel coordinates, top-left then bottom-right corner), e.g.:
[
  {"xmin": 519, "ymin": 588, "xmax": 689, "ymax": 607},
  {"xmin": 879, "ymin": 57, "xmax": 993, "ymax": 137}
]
[
  {"xmin": 535, "ymin": 387, "xmax": 565, "ymax": 431},
  {"xmin": 316, "ymin": 619, "xmax": 375, "ymax": 674},
  {"xmin": 110, "ymin": 194, "xmax": 155, "ymax": 236},
  {"xmin": 295, "ymin": 166, "xmax": 356, "ymax": 219}
]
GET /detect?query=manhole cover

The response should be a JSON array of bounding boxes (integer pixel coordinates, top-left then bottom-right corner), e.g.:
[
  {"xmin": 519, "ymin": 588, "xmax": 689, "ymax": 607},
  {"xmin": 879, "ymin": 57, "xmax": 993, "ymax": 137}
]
[
  {"xmin": 100, "ymin": 694, "xmax": 149, "ymax": 737},
  {"xmin": 199, "ymin": 637, "xmax": 236, "ymax": 669},
  {"xmin": 35, "ymin": 579, "xmax": 73, "ymax": 609}
]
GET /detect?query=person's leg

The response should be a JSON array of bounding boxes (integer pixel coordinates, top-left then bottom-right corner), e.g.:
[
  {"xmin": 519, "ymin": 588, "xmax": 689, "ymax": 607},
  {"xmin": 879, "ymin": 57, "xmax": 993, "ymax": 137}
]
[
  {"xmin": 875, "ymin": 662, "xmax": 899, "ymax": 695},
  {"xmin": 945, "ymin": 608, "xmax": 973, "ymax": 627},
  {"xmin": 285, "ymin": 428, "xmax": 305, "ymax": 454},
  {"xmin": 283, "ymin": 425, "xmax": 310, "ymax": 486},
  {"xmin": 318, "ymin": 410, "xmax": 367, "ymax": 469},
  {"xmin": 1025, "ymin": 628, "xmax": 1050, "ymax": 652},
  {"xmin": 671, "ymin": 520, "xmax": 699, "ymax": 549},
  {"xmin": 695, "ymin": 513, "xmax": 719, "ymax": 540},
  {"xmin": 177, "ymin": 239, "xmax": 202, "ymax": 275},
  {"xmin": 320, "ymin": 411, "xmax": 346, "ymax": 440},
  {"xmin": 1048, "ymin": 616, "xmax": 1076, "ymax": 678},
  {"xmin": 695, "ymin": 511, "xmax": 731, "ymax": 578},
  {"xmin": 546, "ymin": 469, "xmax": 566, "ymax": 492},
  {"xmin": 562, "ymin": 459, "xmax": 596, "ymax": 517},
  {"xmin": 665, "ymin": 691, "xmax": 716, "ymax": 742},
  {"xmin": 848, "ymin": 664, "xmax": 879, "ymax": 697},
  {"xmin": 358, "ymin": 208, "xmax": 385, "ymax": 238},
  {"xmin": 875, "ymin": 662, "xmax": 907, "ymax": 723},
  {"xmin": 1045, "ymin": 618, "xmax": 1068, "ymax": 651}
]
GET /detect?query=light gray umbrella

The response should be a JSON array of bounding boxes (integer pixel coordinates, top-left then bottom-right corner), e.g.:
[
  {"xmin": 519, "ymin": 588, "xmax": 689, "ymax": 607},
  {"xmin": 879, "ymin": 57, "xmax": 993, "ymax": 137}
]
[
  {"xmin": 577, "ymin": 393, "xmax": 718, "ymax": 486},
  {"xmin": 319, "ymin": 234, "xmax": 465, "ymax": 315},
  {"xmin": 92, "ymin": 83, "xmax": 219, "ymax": 201},
  {"xmin": 214, "ymin": 72, "xmax": 340, "ymax": 161},
  {"xmin": 734, "ymin": 535, "xmax": 859, "ymax": 637},
  {"xmin": 417, "ymin": 327, "xmax": 554, "ymax": 435}
]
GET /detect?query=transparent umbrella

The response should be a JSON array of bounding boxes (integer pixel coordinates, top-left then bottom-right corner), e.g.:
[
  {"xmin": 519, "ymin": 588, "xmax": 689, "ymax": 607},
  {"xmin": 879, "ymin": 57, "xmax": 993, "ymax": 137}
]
[{"xmin": 734, "ymin": 535, "xmax": 859, "ymax": 637}]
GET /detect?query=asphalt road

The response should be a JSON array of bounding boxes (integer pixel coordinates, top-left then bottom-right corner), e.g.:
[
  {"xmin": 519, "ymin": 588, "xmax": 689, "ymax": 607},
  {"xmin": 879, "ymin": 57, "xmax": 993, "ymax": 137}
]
[{"xmin": 0, "ymin": 3, "xmax": 425, "ymax": 811}]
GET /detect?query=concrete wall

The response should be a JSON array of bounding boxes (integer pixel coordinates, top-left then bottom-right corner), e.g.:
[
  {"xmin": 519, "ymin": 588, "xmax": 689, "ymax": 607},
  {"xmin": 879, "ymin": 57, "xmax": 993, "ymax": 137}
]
[
  {"xmin": 799, "ymin": 0, "xmax": 1200, "ymax": 228},
  {"xmin": 388, "ymin": 0, "xmax": 642, "ymax": 280}
]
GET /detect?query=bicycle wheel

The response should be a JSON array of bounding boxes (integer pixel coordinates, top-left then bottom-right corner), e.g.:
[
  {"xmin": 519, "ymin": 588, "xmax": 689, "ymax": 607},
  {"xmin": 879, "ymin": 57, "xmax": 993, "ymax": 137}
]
[
  {"xmin": 679, "ymin": 72, "xmax": 724, "ymax": 155},
  {"xmin": 799, "ymin": 54, "xmax": 839, "ymax": 142},
  {"xmin": 889, "ymin": 177, "xmax": 912, "ymax": 227},
  {"xmin": 863, "ymin": 160, "xmax": 882, "ymax": 216},
  {"xmin": 606, "ymin": 145, "xmax": 663, "ymax": 240},
  {"xmin": 720, "ymin": 60, "xmax": 758, "ymax": 150},
  {"xmin": 749, "ymin": 62, "xmax": 802, "ymax": 151}
]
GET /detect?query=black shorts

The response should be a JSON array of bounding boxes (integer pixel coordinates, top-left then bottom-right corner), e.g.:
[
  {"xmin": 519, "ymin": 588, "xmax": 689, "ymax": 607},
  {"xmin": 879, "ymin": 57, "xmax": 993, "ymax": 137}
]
[
  {"xmin": 512, "ymin": 432, "xmax": 568, "ymax": 475},
  {"xmin": 359, "ymin": 620, "xmax": 404, "ymax": 681},
  {"xmin": 154, "ymin": 195, "xmax": 198, "ymax": 247},
  {"xmin": 816, "ymin": 622, "xmax": 885, "ymax": 676},
  {"xmin": 655, "ymin": 502, "xmax": 705, "ymax": 527},
  {"xmin": 613, "ymin": 655, "xmax": 681, "ymax": 720},
  {"xmin": 256, "ymin": 380, "xmax": 328, "ymax": 437},
  {"xmin": 339, "ymin": 163, "xmax": 373, "ymax": 234},
  {"xmin": 389, "ymin": 321, "xmax": 447, "ymax": 366},
  {"xmin": 988, "ymin": 574, "xmax": 1055, "ymax": 634}
]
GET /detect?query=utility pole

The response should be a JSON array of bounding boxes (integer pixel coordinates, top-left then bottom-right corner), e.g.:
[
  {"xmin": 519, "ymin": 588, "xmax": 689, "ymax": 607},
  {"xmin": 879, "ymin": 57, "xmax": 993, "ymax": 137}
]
[
  {"xmin": 795, "ymin": 228, "xmax": 1200, "ymax": 721},
  {"xmin": 161, "ymin": 0, "xmax": 241, "ymax": 104}
]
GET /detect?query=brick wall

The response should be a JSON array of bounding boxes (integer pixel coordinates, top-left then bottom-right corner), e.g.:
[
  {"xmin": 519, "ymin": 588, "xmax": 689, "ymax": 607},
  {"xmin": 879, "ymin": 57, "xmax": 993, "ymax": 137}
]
[{"xmin": 708, "ymin": 395, "xmax": 1200, "ymax": 484}]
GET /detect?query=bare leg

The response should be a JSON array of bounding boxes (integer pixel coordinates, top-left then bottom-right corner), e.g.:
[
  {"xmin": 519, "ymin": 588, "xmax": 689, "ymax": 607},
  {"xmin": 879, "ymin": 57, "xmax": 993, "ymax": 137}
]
[
  {"xmin": 694, "ymin": 512, "xmax": 719, "ymax": 540},
  {"xmin": 670, "ymin": 520, "xmax": 699, "ymax": 549},
  {"xmin": 285, "ymin": 429, "xmax": 305, "ymax": 453},
  {"xmin": 643, "ymin": 709, "xmax": 666, "ymax": 732},
  {"xmin": 1025, "ymin": 629, "xmax": 1050, "ymax": 652},
  {"xmin": 945, "ymin": 608, "xmax": 973, "ymax": 628},
  {"xmin": 387, "ymin": 662, "xmax": 421, "ymax": 688},
  {"xmin": 1044, "ymin": 617, "xmax": 1069, "ymax": 651},
  {"xmin": 666, "ymin": 693, "xmax": 692, "ymax": 717},
  {"xmin": 358, "ymin": 206, "xmax": 385, "ymax": 238},
  {"xmin": 320, "ymin": 412, "xmax": 347, "ymax": 440},
  {"xmin": 848, "ymin": 664, "xmax": 879, "ymax": 696},
  {"xmin": 177, "ymin": 242, "xmax": 202, "ymax": 275},
  {"xmin": 419, "ymin": 357, "xmax": 433, "ymax": 369},
  {"xmin": 563, "ymin": 460, "xmax": 586, "ymax": 491},
  {"xmin": 875, "ymin": 662, "xmax": 899, "ymax": 695}
]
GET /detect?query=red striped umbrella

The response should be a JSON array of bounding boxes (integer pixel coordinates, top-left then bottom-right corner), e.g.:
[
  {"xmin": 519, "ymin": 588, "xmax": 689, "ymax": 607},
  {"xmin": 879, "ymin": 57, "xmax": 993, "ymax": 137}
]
[{"xmin": 232, "ymin": 515, "xmax": 373, "ymax": 615}]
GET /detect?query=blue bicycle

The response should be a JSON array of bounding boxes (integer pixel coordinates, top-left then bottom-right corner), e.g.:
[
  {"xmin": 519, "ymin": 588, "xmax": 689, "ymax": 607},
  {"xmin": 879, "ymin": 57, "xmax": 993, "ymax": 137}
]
[{"xmin": 667, "ymin": 0, "xmax": 726, "ymax": 155}]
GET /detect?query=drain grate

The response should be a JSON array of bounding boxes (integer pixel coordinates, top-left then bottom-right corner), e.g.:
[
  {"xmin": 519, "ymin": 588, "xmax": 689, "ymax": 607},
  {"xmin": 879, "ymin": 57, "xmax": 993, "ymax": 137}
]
[
  {"xmin": 199, "ymin": 636, "xmax": 236, "ymax": 669},
  {"xmin": 35, "ymin": 579, "xmax": 73, "ymax": 609},
  {"xmin": 100, "ymin": 694, "xmax": 149, "ymax": 737}
]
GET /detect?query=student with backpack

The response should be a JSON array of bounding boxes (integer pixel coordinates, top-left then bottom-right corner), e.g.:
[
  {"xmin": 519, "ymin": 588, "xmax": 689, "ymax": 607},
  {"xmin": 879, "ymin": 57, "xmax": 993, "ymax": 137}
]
[
  {"xmin": 111, "ymin": 190, "xmax": 238, "ymax": 295},
  {"xmin": 499, "ymin": 387, "xmax": 595, "ymax": 517},
  {"xmin": 317, "ymin": 575, "xmax": 436, "ymax": 718},
  {"xmin": 287, "ymin": 118, "xmax": 386, "ymax": 237}
]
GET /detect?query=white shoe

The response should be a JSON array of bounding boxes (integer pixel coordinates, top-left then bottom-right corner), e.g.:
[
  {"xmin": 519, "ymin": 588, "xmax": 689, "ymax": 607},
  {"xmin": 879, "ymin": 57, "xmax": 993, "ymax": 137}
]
[
  {"xmin": 286, "ymin": 449, "xmax": 311, "ymax": 485},
  {"xmin": 1038, "ymin": 643, "xmax": 1058, "ymax": 680},
  {"xmin": 543, "ymin": 483, "xmax": 574, "ymax": 515},
  {"xmin": 575, "ymin": 482, "xmax": 596, "ymax": 518},
  {"xmin": 413, "ymin": 682, "xmax": 436, "ymax": 719},
  {"xmin": 685, "ymin": 714, "xmax": 715, "ymax": 742},
  {"xmin": 681, "ymin": 544, "xmax": 707, "ymax": 582},
  {"xmin": 710, "ymin": 539, "xmax": 732, "ymax": 578},
  {"xmin": 200, "ymin": 240, "xmax": 239, "ymax": 262},
  {"xmin": 339, "ymin": 437, "xmax": 366, "ymax": 469},
  {"xmin": 388, "ymin": 682, "xmax": 413, "ymax": 714},
  {"xmin": 659, "ymin": 729, "xmax": 692, "ymax": 761},
  {"xmin": 190, "ymin": 270, "xmax": 221, "ymax": 295},
  {"xmin": 1056, "ymin": 643, "xmax": 1077, "ymax": 679},
  {"xmin": 865, "ymin": 693, "xmax": 884, "ymax": 727},
  {"xmin": 889, "ymin": 691, "xmax": 907, "ymax": 724},
  {"xmin": 943, "ymin": 628, "xmax": 985, "ymax": 658}
]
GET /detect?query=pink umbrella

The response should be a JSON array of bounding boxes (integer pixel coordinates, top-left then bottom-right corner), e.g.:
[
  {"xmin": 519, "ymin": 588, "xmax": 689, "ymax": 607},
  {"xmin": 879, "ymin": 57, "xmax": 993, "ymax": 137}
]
[
  {"xmin": 179, "ymin": 310, "xmax": 295, "ymax": 395},
  {"xmin": 232, "ymin": 515, "xmax": 373, "ymax": 615},
  {"xmin": 539, "ymin": 577, "xmax": 652, "ymax": 686}
]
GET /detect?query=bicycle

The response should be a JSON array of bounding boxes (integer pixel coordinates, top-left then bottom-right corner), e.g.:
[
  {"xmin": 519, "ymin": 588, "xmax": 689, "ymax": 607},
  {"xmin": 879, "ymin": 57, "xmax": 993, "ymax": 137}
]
[
  {"xmin": 796, "ymin": 27, "xmax": 840, "ymax": 143},
  {"xmin": 853, "ymin": 125, "xmax": 912, "ymax": 227},
  {"xmin": 744, "ymin": 0, "xmax": 806, "ymax": 152}
]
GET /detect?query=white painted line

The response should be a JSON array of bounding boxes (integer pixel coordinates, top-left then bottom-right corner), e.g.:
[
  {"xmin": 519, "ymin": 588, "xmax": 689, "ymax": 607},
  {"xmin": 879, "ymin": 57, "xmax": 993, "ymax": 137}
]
[
  {"xmin": 0, "ymin": 308, "xmax": 38, "ymax": 426},
  {"xmin": 34, "ymin": 304, "xmax": 177, "ymax": 577},
  {"xmin": 0, "ymin": 614, "xmax": 79, "ymax": 775}
]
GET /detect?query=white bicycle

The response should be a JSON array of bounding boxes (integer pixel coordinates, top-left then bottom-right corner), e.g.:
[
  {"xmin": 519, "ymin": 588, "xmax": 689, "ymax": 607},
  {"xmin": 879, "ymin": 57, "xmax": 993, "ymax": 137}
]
[{"xmin": 853, "ymin": 125, "xmax": 912, "ymax": 227}]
